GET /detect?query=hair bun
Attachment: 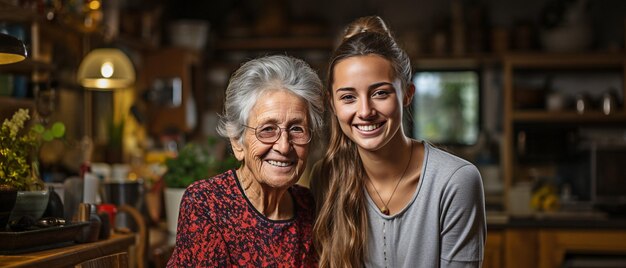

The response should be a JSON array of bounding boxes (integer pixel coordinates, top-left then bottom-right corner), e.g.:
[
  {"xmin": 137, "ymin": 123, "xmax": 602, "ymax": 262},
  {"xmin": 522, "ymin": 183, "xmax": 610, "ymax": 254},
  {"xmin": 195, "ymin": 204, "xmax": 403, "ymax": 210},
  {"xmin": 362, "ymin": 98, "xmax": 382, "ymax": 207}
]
[{"xmin": 343, "ymin": 16, "xmax": 392, "ymax": 40}]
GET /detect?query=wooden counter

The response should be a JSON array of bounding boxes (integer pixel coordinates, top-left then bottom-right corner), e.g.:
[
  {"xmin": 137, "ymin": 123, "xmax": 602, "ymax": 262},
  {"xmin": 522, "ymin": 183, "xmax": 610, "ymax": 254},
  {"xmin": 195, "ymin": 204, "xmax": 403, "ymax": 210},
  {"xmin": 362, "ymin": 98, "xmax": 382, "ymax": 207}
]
[
  {"xmin": 0, "ymin": 233, "xmax": 135, "ymax": 267},
  {"xmin": 484, "ymin": 216, "xmax": 626, "ymax": 268}
]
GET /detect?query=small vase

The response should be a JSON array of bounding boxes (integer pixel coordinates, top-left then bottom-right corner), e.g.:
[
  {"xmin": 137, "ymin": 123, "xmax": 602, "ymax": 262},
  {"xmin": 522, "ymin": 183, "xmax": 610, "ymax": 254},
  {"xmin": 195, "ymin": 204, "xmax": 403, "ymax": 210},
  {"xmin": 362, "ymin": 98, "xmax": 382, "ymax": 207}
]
[
  {"xmin": 164, "ymin": 187, "xmax": 186, "ymax": 234},
  {"xmin": 8, "ymin": 189, "xmax": 50, "ymax": 223}
]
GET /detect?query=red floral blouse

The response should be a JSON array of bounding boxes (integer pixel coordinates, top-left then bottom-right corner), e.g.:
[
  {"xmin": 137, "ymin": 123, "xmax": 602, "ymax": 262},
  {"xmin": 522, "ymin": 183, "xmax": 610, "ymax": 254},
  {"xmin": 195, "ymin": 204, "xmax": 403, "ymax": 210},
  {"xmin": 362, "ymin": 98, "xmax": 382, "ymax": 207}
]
[{"xmin": 166, "ymin": 169, "xmax": 317, "ymax": 267}]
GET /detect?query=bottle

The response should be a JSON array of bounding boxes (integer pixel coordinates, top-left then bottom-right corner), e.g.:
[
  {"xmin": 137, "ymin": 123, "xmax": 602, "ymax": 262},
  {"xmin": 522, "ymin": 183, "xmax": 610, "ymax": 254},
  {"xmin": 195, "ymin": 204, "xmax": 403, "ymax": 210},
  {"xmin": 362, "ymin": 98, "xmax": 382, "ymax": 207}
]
[
  {"xmin": 63, "ymin": 176, "xmax": 83, "ymax": 222},
  {"xmin": 83, "ymin": 172, "xmax": 100, "ymax": 204},
  {"xmin": 602, "ymin": 90, "xmax": 618, "ymax": 115},
  {"xmin": 75, "ymin": 203, "xmax": 102, "ymax": 243}
]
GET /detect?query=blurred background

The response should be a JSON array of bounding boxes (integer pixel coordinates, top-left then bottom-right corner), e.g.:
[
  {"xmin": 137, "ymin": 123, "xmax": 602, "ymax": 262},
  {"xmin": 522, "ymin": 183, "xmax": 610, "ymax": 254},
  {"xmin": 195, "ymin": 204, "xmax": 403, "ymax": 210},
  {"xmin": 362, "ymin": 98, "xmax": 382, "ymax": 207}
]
[{"xmin": 2, "ymin": 0, "xmax": 626, "ymax": 267}]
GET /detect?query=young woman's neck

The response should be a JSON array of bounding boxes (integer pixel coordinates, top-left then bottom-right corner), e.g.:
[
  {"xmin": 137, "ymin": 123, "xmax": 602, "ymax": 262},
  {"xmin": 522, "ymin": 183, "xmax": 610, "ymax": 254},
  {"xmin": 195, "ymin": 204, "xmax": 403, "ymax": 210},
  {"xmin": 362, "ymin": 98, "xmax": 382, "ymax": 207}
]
[{"xmin": 357, "ymin": 131, "xmax": 413, "ymax": 183}]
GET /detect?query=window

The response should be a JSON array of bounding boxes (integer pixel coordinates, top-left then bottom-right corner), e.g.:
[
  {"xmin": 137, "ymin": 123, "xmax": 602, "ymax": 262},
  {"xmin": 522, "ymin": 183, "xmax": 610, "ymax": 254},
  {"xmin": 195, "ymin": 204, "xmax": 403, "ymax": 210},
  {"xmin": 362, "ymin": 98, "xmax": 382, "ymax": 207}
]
[{"xmin": 411, "ymin": 70, "xmax": 480, "ymax": 145}]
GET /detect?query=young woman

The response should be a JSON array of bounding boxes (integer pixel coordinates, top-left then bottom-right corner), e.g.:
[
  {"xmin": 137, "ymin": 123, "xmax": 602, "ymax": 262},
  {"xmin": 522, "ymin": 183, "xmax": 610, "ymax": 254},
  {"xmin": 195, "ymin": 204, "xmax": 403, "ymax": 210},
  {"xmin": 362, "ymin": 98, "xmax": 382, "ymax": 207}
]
[{"xmin": 311, "ymin": 16, "xmax": 486, "ymax": 267}]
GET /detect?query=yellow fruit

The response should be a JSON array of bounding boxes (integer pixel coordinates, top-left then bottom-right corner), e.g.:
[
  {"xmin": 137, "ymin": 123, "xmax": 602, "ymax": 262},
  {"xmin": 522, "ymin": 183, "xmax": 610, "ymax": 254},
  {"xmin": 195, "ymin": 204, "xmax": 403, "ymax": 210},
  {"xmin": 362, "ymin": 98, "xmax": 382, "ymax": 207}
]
[
  {"xmin": 536, "ymin": 185, "xmax": 552, "ymax": 197},
  {"xmin": 531, "ymin": 194, "xmax": 543, "ymax": 210},
  {"xmin": 542, "ymin": 194, "xmax": 559, "ymax": 212}
]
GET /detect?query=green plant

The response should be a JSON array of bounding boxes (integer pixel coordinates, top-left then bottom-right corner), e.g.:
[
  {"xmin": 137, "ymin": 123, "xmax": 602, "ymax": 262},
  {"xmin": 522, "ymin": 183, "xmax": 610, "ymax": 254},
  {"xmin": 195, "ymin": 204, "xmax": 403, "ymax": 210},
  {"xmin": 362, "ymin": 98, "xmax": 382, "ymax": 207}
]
[
  {"xmin": 163, "ymin": 137, "xmax": 239, "ymax": 188},
  {"xmin": 0, "ymin": 109, "xmax": 65, "ymax": 191},
  {"xmin": 105, "ymin": 118, "xmax": 125, "ymax": 163},
  {"xmin": 108, "ymin": 118, "xmax": 124, "ymax": 149}
]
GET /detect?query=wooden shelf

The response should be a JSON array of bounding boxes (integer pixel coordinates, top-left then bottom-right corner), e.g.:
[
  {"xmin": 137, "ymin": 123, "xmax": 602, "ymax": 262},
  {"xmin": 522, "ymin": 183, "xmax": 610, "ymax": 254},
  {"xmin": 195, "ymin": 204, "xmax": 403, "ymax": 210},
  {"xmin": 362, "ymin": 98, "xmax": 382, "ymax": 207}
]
[
  {"xmin": 504, "ymin": 52, "xmax": 625, "ymax": 68},
  {"xmin": 0, "ymin": 96, "xmax": 35, "ymax": 120},
  {"xmin": 0, "ymin": 0, "xmax": 37, "ymax": 22},
  {"xmin": 413, "ymin": 53, "xmax": 501, "ymax": 69},
  {"xmin": 501, "ymin": 51, "xmax": 626, "ymax": 214},
  {"xmin": 0, "ymin": 96, "xmax": 34, "ymax": 107},
  {"xmin": 0, "ymin": 1, "xmax": 99, "ymax": 35},
  {"xmin": 115, "ymin": 34, "xmax": 159, "ymax": 52},
  {"xmin": 512, "ymin": 110, "xmax": 626, "ymax": 122},
  {"xmin": 1, "ymin": 1, "xmax": 157, "ymax": 54},
  {"xmin": 0, "ymin": 59, "xmax": 54, "ymax": 73},
  {"xmin": 215, "ymin": 37, "xmax": 334, "ymax": 51},
  {"xmin": 413, "ymin": 51, "xmax": 625, "ymax": 70}
]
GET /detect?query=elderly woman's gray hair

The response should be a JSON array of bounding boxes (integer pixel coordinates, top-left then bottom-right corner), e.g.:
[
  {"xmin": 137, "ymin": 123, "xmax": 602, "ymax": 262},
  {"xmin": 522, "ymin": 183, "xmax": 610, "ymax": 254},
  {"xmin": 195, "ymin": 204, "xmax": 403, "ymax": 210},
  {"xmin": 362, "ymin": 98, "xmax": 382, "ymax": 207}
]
[{"xmin": 217, "ymin": 55, "xmax": 324, "ymax": 144}]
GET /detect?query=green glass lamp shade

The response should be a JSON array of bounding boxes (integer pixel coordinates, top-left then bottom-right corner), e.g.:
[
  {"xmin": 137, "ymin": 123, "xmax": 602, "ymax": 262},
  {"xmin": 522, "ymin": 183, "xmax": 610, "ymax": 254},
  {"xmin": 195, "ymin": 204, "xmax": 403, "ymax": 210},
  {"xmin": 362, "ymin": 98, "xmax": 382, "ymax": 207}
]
[
  {"xmin": 0, "ymin": 33, "xmax": 27, "ymax": 65},
  {"xmin": 77, "ymin": 48, "xmax": 136, "ymax": 90}
]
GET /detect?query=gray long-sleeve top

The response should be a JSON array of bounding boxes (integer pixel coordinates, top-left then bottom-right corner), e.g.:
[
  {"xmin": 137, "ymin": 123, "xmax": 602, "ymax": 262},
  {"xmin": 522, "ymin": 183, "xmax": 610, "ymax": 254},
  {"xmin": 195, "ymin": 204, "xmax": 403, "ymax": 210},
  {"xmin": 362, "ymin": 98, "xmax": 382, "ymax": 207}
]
[{"xmin": 365, "ymin": 141, "xmax": 486, "ymax": 268}]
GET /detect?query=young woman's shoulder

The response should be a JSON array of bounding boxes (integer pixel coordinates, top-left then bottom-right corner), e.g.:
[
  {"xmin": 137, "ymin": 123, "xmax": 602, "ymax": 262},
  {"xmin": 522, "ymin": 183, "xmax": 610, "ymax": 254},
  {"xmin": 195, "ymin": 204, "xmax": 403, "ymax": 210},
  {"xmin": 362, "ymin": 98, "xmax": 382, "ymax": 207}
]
[
  {"xmin": 424, "ymin": 143, "xmax": 482, "ymax": 187},
  {"xmin": 426, "ymin": 143, "xmax": 471, "ymax": 165}
]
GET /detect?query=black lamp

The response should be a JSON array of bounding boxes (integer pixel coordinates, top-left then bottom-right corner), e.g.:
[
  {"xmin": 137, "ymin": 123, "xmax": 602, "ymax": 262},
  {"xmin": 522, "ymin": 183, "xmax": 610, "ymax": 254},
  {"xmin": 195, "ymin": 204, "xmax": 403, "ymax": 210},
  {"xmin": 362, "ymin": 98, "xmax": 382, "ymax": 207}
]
[{"xmin": 0, "ymin": 32, "xmax": 27, "ymax": 65}]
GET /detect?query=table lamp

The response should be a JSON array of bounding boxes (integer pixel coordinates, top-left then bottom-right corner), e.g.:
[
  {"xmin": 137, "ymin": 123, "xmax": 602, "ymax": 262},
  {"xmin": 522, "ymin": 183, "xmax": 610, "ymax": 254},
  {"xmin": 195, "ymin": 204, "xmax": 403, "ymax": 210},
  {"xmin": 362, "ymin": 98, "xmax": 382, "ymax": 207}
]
[
  {"xmin": 77, "ymin": 48, "xmax": 136, "ymax": 164},
  {"xmin": 77, "ymin": 48, "xmax": 135, "ymax": 90},
  {"xmin": 0, "ymin": 32, "xmax": 27, "ymax": 65}
]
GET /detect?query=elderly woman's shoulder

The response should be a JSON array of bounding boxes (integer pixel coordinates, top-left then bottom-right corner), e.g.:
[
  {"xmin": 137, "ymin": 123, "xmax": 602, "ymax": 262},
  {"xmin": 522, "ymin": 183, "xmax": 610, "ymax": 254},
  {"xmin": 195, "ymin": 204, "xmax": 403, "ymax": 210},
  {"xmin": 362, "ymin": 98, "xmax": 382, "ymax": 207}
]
[
  {"xmin": 185, "ymin": 169, "xmax": 237, "ymax": 195},
  {"xmin": 290, "ymin": 184, "xmax": 315, "ymax": 211}
]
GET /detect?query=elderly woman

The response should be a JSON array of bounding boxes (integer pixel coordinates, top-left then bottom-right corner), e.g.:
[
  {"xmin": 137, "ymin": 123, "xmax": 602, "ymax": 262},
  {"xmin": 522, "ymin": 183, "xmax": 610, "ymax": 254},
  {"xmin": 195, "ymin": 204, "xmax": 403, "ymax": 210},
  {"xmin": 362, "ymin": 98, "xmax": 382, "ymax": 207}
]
[{"xmin": 167, "ymin": 55, "xmax": 324, "ymax": 267}]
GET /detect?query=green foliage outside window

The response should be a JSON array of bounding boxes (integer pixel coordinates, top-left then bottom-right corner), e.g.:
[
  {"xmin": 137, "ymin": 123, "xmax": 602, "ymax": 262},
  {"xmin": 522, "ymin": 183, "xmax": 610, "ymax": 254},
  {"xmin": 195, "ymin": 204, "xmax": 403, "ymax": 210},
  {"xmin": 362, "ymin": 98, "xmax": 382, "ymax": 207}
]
[{"xmin": 412, "ymin": 71, "xmax": 479, "ymax": 145}]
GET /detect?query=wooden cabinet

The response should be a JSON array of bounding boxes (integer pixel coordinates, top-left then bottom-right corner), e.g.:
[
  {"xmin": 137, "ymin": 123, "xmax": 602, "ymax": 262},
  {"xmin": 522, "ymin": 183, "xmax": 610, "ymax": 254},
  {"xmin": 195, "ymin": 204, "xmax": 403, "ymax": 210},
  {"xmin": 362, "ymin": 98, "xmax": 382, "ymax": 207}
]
[
  {"xmin": 502, "ymin": 228, "xmax": 539, "ymax": 268},
  {"xmin": 484, "ymin": 230, "xmax": 504, "ymax": 268},
  {"xmin": 483, "ymin": 224, "xmax": 626, "ymax": 268},
  {"xmin": 142, "ymin": 48, "xmax": 202, "ymax": 136},
  {"xmin": 501, "ymin": 52, "xmax": 626, "ymax": 211},
  {"xmin": 503, "ymin": 228, "xmax": 626, "ymax": 268}
]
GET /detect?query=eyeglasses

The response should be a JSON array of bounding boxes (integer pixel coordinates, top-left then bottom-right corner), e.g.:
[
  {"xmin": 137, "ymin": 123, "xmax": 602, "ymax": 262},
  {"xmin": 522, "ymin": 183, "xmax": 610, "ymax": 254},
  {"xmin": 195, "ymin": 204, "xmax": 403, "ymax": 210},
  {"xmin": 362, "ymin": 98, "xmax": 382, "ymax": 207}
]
[{"xmin": 243, "ymin": 123, "xmax": 312, "ymax": 145}]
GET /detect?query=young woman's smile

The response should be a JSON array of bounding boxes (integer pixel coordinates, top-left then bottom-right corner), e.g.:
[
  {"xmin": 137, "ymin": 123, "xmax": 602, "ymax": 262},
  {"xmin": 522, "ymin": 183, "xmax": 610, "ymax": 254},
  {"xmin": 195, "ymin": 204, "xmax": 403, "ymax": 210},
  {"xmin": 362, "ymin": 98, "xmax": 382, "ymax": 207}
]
[{"xmin": 331, "ymin": 54, "xmax": 406, "ymax": 151}]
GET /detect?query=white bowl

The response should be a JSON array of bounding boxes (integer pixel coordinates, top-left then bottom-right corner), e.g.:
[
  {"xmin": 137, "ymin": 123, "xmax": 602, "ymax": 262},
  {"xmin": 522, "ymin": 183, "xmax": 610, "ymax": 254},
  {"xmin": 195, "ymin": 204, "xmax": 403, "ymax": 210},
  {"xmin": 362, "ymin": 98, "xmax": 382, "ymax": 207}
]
[
  {"xmin": 541, "ymin": 24, "xmax": 592, "ymax": 52},
  {"xmin": 169, "ymin": 20, "xmax": 210, "ymax": 51}
]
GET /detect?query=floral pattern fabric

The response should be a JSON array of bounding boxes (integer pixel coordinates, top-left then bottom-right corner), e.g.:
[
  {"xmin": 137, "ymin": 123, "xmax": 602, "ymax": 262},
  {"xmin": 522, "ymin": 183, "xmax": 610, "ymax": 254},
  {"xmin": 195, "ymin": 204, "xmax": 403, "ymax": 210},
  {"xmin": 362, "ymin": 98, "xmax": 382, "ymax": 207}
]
[{"xmin": 167, "ymin": 169, "xmax": 317, "ymax": 267}]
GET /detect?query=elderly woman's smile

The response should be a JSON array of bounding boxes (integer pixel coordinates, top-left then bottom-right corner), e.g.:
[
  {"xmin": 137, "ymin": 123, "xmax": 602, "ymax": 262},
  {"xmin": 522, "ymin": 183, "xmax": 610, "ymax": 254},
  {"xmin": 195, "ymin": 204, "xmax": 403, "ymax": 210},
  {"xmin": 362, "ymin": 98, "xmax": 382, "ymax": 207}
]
[
  {"xmin": 232, "ymin": 89, "xmax": 311, "ymax": 189},
  {"xmin": 267, "ymin": 160, "xmax": 292, "ymax": 167}
]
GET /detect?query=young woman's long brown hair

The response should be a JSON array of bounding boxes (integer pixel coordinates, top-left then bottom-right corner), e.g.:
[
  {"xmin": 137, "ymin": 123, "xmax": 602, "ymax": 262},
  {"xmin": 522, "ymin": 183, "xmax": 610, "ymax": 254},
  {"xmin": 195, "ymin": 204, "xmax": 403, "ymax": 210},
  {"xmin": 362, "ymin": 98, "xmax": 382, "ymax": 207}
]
[{"xmin": 311, "ymin": 16, "xmax": 412, "ymax": 268}]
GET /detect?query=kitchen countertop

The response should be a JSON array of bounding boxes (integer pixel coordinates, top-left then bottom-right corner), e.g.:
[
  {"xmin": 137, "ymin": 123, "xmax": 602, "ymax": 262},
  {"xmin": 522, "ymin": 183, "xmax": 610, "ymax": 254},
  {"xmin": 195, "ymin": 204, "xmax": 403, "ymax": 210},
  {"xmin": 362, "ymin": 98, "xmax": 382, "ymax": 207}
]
[{"xmin": 487, "ymin": 210, "xmax": 626, "ymax": 229}]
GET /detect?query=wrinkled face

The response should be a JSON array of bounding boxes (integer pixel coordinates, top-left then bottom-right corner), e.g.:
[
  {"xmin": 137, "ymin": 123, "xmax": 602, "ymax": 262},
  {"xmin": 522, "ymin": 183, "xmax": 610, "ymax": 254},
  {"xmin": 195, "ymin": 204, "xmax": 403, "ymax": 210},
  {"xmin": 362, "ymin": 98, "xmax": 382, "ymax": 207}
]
[
  {"xmin": 331, "ymin": 55, "xmax": 409, "ymax": 151},
  {"xmin": 231, "ymin": 89, "xmax": 311, "ymax": 188}
]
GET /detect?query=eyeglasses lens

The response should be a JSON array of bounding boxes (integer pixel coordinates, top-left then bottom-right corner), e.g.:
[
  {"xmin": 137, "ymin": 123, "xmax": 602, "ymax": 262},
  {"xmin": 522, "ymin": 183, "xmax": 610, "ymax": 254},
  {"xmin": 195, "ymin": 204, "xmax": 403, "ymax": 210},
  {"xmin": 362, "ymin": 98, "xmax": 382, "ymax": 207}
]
[{"xmin": 254, "ymin": 124, "xmax": 310, "ymax": 144}]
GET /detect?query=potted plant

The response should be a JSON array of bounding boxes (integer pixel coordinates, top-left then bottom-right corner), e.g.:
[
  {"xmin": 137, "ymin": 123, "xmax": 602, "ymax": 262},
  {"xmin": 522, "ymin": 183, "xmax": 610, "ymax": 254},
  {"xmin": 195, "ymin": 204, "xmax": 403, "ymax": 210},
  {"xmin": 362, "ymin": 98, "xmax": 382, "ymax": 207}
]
[
  {"xmin": 0, "ymin": 108, "xmax": 65, "ymax": 228},
  {"xmin": 105, "ymin": 118, "xmax": 125, "ymax": 164},
  {"xmin": 162, "ymin": 137, "xmax": 238, "ymax": 233}
]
